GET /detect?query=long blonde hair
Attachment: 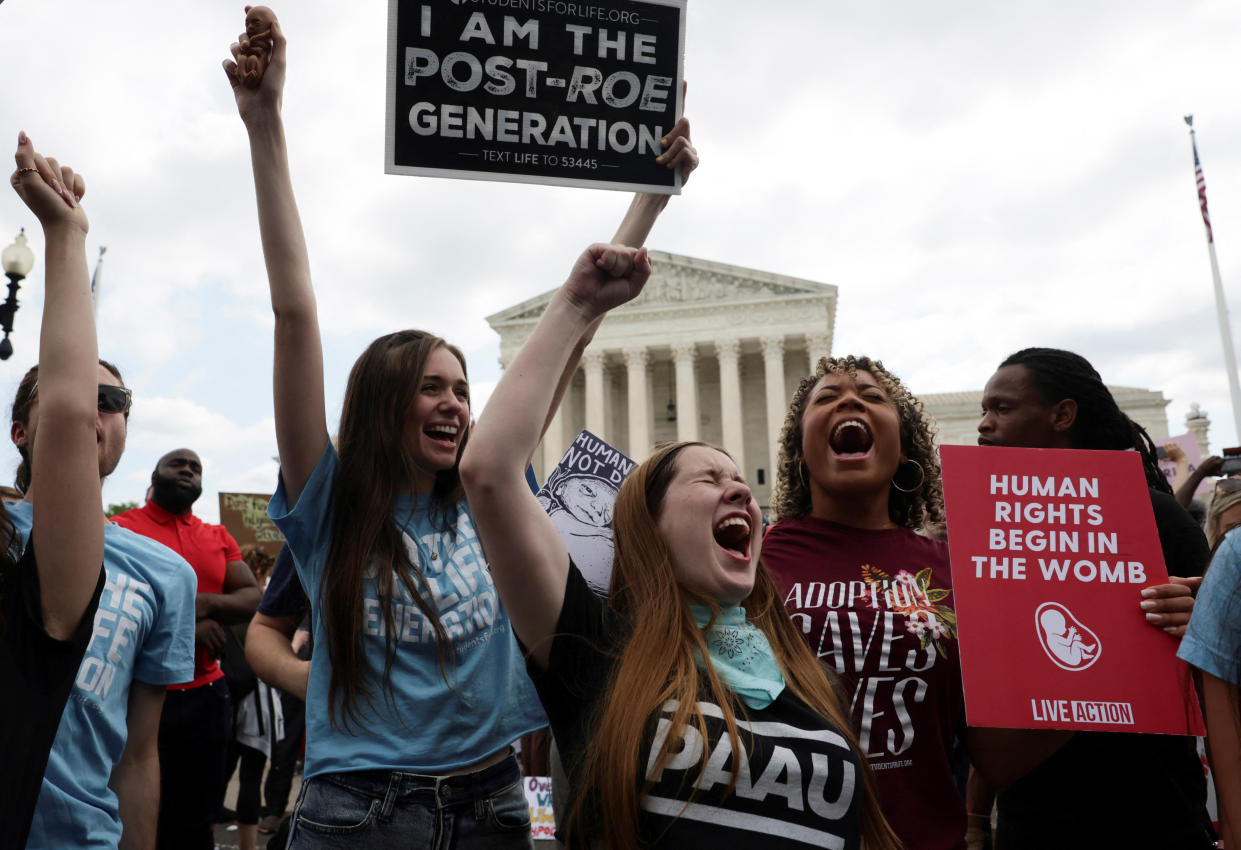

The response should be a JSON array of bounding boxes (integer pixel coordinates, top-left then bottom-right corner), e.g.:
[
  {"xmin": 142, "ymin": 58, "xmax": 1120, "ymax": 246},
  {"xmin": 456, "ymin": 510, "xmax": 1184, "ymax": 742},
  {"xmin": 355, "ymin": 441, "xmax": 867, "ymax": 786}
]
[
  {"xmin": 566, "ymin": 441, "xmax": 899, "ymax": 849},
  {"xmin": 1206, "ymin": 486, "xmax": 1241, "ymax": 549}
]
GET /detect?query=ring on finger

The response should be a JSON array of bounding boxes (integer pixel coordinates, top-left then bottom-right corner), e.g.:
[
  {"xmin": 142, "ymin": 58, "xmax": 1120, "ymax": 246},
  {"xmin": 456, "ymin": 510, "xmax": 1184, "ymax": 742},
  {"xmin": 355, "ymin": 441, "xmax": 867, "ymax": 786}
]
[{"xmin": 15, "ymin": 167, "xmax": 38, "ymax": 176}]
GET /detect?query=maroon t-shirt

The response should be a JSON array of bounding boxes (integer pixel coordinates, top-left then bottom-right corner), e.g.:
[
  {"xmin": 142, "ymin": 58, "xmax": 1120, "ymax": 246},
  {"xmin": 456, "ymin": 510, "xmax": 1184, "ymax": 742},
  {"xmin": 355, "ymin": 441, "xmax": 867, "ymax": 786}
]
[{"xmin": 764, "ymin": 516, "xmax": 966, "ymax": 850}]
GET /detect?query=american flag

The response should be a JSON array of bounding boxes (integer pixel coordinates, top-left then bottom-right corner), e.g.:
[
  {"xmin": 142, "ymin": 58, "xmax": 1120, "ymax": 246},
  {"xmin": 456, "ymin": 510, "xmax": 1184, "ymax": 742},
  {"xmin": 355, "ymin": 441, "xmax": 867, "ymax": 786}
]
[{"xmin": 1193, "ymin": 136, "xmax": 1214, "ymax": 244}]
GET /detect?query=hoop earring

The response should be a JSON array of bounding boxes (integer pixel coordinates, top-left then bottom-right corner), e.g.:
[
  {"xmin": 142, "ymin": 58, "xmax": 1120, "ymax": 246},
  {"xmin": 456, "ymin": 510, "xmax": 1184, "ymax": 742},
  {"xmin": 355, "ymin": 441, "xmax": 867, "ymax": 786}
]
[{"xmin": 891, "ymin": 459, "xmax": 925, "ymax": 493}]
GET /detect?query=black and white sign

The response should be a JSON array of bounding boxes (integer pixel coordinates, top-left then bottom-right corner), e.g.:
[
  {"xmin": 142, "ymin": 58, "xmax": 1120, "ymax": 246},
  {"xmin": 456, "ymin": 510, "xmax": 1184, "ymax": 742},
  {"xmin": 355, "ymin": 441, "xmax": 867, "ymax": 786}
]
[
  {"xmin": 385, "ymin": 0, "xmax": 686, "ymax": 192},
  {"xmin": 537, "ymin": 430, "xmax": 634, "ymax": 593}
]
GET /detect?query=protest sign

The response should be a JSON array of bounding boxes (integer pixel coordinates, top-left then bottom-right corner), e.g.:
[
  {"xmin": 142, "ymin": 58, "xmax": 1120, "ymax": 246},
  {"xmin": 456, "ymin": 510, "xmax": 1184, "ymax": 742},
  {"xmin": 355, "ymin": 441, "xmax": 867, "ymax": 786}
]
[
  {"xmin": 1157, "ymin": 432, "xmax": 1209, "ymax": 497},
  {"xmin": 524, "ymin": 776, "xmax": 556, "ymax": 839},
  {"xmin": 940, "ymin": 445, "xmax": 1204, "ymax": 735},
  {"xmin": 218, "ymin": 492, "xmax": 285, "ymax": 559},
  {"xmin": 385, "ymin": 0, "xmax": 685, "ymax": 192},
  {"xmin": 538, "ymin": 430, "xmax": 635, "ymax": 593}
]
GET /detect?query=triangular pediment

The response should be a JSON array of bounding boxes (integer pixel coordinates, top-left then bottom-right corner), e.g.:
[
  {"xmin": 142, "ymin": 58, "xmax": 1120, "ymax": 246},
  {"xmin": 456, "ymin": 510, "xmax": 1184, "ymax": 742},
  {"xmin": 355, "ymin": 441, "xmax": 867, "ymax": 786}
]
[{"xmin": 486, "ymin": 250, "xmax": 835, "ymax": 326}]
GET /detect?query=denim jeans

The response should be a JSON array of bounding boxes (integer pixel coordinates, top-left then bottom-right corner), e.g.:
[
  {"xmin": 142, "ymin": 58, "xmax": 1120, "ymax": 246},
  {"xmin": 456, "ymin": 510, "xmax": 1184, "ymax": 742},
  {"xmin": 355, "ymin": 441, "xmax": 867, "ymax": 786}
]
[{"xmin": 286, "ymin": 753, "xmax": 533, "ymax": 849}]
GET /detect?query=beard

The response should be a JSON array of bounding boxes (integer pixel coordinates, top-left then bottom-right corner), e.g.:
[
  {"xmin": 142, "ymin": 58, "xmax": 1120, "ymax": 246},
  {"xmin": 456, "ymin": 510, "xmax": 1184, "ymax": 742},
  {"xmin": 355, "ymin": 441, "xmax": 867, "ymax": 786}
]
[{"xmin": 151, "ymin": 474, "xmax": 202, "ymax": 513}]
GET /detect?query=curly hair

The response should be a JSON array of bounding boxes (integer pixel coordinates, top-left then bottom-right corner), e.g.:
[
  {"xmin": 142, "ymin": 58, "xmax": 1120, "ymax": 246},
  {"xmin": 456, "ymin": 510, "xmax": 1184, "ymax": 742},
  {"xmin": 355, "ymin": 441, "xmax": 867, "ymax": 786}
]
[{"xmin": 771, "ymin": 354, "xmax": 944, "ymax": 528}]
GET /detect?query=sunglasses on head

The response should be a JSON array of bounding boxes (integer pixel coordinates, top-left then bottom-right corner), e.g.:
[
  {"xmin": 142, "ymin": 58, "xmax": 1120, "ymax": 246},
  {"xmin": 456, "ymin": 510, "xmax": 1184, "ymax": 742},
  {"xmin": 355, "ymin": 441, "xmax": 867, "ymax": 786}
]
[
  {"xmin": 1215, "ymin": 478, "xmax": 1241, "ymax": 495},
  {"xmin": 26, "ymin": 382, "xmax": 133, "ymax": 415}
]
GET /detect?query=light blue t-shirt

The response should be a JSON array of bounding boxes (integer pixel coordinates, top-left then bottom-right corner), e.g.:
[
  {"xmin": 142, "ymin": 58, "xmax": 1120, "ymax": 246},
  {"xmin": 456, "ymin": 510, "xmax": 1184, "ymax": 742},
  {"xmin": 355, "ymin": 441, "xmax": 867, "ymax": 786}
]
[
  {"xmin": 7, "ymin": 501, "xmax": 197, "ymax": 850},
  {"xmin": 1179, "ymin": 528, "xmax": 1241, "ymax": 686},
  {"xmin": 269, "ymin": 445, "xmax": 546, "ymax": 779}
]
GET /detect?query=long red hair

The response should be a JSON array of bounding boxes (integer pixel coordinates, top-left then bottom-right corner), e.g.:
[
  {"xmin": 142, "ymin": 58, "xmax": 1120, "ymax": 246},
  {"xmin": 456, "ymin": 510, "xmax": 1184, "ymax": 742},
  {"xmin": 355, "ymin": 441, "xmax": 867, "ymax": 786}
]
[{"xmin": 565, "ymin": 442, "xmax": 898, "ymax": 849}]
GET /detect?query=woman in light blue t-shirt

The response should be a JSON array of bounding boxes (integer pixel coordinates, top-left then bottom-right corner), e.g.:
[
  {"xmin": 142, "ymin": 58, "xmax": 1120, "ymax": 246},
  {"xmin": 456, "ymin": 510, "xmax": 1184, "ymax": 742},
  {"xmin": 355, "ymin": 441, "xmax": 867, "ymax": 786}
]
[
  {"xmin": 3, "ymin": 136, "xmax": 127, "ymax": 849},
  {"xmin": 224, "ymin": 16, "xmax": 696, "ymax": 848}
]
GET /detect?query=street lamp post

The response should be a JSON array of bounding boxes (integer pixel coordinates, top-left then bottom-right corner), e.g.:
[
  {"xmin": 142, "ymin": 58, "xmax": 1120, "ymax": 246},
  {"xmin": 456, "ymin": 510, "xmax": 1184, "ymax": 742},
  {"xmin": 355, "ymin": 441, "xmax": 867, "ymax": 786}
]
[{"xmin": 0, "ymin": 229, "xmax": 36, "ymax": 360}]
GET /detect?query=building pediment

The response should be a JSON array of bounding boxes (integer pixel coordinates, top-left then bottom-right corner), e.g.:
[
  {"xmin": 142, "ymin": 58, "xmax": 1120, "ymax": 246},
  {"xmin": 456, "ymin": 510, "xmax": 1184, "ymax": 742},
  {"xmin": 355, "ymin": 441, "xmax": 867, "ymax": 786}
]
[{"xmin": 486, "ymin": 250, "xmax": 835, "ymax": 326}]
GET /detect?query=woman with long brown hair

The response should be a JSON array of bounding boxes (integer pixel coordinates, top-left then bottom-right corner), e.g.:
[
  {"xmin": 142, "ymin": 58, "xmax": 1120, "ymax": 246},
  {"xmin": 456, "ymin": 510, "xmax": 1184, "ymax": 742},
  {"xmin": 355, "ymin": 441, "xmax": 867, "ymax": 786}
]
[
  {"xmin": 460, "ymin": 247, "xmax": 898, "ymax": 849},
  {"xmin": 225, "ymin": 15, "xmax": 697, "ymax": 848}
]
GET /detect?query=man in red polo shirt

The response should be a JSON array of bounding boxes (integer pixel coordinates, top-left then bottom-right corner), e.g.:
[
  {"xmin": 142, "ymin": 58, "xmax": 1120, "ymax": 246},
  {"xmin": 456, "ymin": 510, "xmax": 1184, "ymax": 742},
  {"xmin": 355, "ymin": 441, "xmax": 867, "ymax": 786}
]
[{"xmin": 115, "ymin": 448, "xmax": 261, "ymax": 850}]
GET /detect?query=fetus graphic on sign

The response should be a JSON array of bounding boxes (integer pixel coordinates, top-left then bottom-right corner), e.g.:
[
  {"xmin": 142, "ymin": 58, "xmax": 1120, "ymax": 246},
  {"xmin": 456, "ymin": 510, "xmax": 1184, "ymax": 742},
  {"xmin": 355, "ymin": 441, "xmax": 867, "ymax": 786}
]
[{"xmin": 1035, "ymin": 602, "xmax": 1102, "ymax": 671}]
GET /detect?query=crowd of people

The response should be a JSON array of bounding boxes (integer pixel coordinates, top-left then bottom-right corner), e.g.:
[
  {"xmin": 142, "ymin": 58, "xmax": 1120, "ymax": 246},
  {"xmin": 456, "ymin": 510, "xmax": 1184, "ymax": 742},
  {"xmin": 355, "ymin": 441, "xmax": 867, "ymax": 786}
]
[{"xmin": 4, "ymin": 9, "xmax": 1241, "ymax": 850}]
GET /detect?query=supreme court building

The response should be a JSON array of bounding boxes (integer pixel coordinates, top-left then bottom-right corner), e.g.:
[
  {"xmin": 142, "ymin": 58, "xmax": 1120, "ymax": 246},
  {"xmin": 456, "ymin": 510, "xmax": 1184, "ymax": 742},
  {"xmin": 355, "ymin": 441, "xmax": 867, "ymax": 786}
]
[{"xmin": 487, "ymin": 251, "xmax": 1184, "ymax": 511}]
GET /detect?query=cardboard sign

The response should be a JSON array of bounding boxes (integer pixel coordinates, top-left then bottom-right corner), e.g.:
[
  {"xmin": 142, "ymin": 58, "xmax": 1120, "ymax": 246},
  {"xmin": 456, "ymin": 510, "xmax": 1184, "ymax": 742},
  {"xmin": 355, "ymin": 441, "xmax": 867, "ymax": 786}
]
[
  {"xmin": 940, "ymin": 445, "xmax": 1204, "ymax": 735},
  {"xmin": 524, "ymin": 776, "xmax": 556, "ymax": 838},
  {"xmin": 218, "ymin": 492, "xmax": 285, "ymax": 559},
  {"xmin": 385, "ymin": 0, "xmax": 686, "ymax": 192},
  {"xmin": 538, "ymin": 430, "xmax": 634, "ymax": 593}
]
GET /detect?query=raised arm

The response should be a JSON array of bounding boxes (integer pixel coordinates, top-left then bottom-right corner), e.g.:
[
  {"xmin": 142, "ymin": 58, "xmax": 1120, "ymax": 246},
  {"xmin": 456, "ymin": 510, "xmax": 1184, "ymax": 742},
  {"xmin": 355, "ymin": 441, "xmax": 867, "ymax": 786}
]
[
  {"xmin": 10, "ymin": 133, "xmax": 105, "ymax": 639},
  {"xmin": 1176, "ymin": 454, "xmax": 1221, "ymax": 508},
  {"xmin": 224, "ymin": 15, "xmax": 327, "ymax": 503},
  {"xmin": 538, "ymin": 118, "xmax": 698, "ymax": 441},
  {"xmin": 611, "ymin": 116, "xmax": 697, "ymax": 249},
  {"xmin": 461, "ymin": 246, "xmax": 651, "ymax": 666}
]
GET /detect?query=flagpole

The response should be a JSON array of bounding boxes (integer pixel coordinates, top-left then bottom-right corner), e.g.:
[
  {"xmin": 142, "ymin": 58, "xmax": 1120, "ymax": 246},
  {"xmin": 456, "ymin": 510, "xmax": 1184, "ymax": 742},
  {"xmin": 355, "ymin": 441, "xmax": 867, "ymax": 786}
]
[
  {"xmin": 1185, "ymin": 115, "xmax": 1241, "ymax": 440},
  {"xmin": 90, "ymin": 245, "xmax": 105, "ymax": 318}
]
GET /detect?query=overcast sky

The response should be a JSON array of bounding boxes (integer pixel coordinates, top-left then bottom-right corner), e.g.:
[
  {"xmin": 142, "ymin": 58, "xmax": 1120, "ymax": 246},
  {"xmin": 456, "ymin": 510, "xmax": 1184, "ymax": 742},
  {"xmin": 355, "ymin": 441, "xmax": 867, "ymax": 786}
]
[{"xmin": 2, "ymin": 0, "xmax": 1240, "ymax": 521}]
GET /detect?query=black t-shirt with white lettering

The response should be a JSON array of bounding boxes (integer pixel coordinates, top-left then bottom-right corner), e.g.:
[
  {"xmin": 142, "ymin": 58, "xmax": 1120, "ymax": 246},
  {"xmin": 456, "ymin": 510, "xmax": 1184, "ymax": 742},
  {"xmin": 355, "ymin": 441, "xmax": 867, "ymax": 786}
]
[
  {"xmin": 529, "ymin": 564, "xmax": 862, "ymax": 849},
  {"xmin": 0, "ymin": 545, "xmax": 104, "ymax": 850},
  {"xmin": 995, "ymin": 490, "xmax": 1213, "ymax": 850}
]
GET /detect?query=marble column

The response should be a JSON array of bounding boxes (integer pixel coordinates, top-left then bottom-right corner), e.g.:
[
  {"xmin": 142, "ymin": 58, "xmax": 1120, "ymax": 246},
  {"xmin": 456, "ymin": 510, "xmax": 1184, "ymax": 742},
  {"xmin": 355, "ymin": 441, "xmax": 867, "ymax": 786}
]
[
  {"xmin": 671, "ymin": 342, "xmax": 699, "ymax": 442},
  {"xmin": 583, "ymin": 350, "xmax": 606, "ymax": 437},
  {"xmin": 624, "ymin": 347, "xmax": 651, "ymax": 457},
  {"xmin": 761, "ymin": 336, "xmax": 787, "ymax": 480},
  {"xmin": 805, "ymin": 333, "xmax": 831, "ymax": 374},
  {"xmin": 715, "ymin": 339, "xmax": 745, "ymax": 472}
]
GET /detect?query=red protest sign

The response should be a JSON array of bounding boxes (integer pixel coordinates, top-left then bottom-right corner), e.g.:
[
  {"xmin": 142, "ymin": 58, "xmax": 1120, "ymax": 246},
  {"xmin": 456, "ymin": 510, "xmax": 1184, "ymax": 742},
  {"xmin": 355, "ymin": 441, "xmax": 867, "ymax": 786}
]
[{"xmin": 940, "ymin": 445, "xmax": 1203, "ymax": 736}]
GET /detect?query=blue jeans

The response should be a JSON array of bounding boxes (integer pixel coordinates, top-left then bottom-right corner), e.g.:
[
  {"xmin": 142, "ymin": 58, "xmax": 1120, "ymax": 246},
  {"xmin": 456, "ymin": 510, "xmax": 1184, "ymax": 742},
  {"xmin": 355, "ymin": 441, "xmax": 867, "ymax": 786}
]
[{"xmin": 286, "ymin": 754, "xmax": 533, "ymax": 849}]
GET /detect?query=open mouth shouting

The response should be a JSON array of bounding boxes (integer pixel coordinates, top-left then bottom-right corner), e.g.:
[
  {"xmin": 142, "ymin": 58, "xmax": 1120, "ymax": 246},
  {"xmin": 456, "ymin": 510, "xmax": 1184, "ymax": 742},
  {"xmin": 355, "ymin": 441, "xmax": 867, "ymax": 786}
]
[
  {"xmin": 713, "ymin": 514, "xmax": 752, "ymax": 562},
  {"xmin": 829, "ymin": 418, "xmax": 874, "ymax": 460}
]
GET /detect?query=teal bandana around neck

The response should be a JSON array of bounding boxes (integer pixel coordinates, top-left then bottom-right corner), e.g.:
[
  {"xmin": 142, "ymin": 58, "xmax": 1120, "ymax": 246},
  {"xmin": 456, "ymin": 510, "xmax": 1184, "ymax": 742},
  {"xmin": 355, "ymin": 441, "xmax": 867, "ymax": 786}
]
[{"xmin": 690, "ymin": 604, "xmax": 786, "ymax": 710}]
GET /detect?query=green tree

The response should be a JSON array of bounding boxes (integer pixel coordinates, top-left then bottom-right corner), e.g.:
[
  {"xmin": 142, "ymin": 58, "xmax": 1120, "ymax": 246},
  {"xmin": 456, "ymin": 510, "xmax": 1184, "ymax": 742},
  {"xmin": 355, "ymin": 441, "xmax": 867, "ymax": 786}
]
[{"xmin": 105, "ymin": 500, "xmax": 139, "ymax": 518}]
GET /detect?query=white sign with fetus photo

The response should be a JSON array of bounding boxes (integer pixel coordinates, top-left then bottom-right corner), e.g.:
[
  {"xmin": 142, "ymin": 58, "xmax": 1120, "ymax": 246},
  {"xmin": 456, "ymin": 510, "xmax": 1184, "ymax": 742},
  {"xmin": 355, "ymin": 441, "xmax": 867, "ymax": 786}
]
[
  {"xmin": 1035, "ymin": 601, "xmax": 1102, "ymax": 671},
  {"xmin": 537, "ymin": 430, "xmax": 636, "ymax": 594}
]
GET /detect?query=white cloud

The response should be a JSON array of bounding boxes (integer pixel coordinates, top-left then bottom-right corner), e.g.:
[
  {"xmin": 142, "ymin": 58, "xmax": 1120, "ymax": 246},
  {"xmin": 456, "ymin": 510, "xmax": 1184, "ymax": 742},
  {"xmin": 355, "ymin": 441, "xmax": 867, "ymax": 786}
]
[{"xmin": 0, "ymin": 0, "xmax": 1239, "ymax": 502}]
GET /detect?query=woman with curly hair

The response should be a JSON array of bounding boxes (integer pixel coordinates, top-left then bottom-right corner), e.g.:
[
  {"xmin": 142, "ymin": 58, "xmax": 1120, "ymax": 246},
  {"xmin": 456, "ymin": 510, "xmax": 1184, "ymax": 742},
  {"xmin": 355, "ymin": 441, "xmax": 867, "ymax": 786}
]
[
  {"xmin": 764, "ymin": 351, "xmax": 1207, "ymax": 850},
  {"xmin": 461, "ymin": 260, "xmax": 898, "ymax": 849},
  {"xmin": 762, "ymin": 354, "xmax": 967, "ymax": 850}
]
